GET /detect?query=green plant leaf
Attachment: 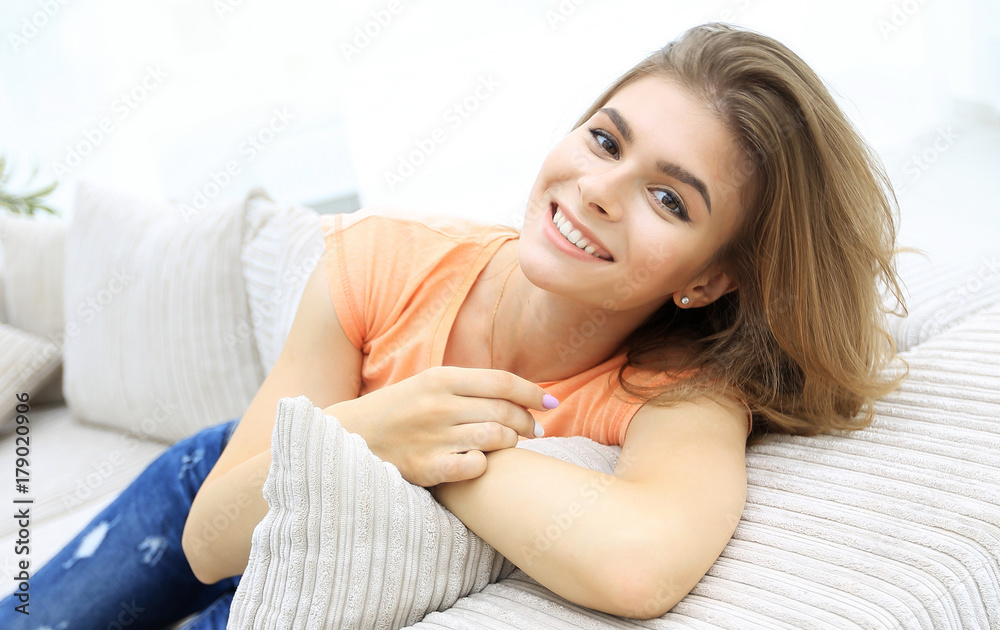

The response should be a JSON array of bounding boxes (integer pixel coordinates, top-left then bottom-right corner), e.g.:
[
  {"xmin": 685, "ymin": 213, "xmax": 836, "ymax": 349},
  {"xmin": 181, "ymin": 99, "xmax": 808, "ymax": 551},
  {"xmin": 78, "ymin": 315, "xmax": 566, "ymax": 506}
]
[{"xmin": 0, "ymin": 156, "xmax": 60, "ymax": 216}]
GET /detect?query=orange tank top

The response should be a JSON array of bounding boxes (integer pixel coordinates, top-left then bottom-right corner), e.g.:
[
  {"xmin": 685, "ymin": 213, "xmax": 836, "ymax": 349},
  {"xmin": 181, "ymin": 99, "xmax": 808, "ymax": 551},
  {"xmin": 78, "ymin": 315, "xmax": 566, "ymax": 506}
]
[{"xmin": 321, "ymin": 209, "xmax": 750, "ymax": 445}]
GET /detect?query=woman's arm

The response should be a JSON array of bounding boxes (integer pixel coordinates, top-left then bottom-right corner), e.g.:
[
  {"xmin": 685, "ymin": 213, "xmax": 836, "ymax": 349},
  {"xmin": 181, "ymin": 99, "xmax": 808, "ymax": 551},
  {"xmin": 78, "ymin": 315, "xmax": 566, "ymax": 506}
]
[
  {"xmin": 183, "ymin": 251, "xmax": 364, "ymax": 583},
  {"xmin": 182, "ymin": 251, "xmax": 548, "ymax": 583},
  {"xmin": 433, "ymin": 396, "xmax": 748, "ymax": 619}
]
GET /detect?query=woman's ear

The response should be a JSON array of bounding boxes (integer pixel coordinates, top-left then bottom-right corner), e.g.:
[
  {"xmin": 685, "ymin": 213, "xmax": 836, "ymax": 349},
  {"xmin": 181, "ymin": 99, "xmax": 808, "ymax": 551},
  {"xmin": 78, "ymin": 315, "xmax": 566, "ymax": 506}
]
[{"xmin": 677, "ymin": 270, "xmax": 738, "ymax": 308}]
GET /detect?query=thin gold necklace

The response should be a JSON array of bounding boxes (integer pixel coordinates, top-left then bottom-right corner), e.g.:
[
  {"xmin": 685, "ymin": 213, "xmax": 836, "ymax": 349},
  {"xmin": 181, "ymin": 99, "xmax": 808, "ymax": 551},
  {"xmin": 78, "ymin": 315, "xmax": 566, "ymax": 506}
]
[{"xmin": 489, "ymin": 262, "xmax": 518, "ymax": 369}]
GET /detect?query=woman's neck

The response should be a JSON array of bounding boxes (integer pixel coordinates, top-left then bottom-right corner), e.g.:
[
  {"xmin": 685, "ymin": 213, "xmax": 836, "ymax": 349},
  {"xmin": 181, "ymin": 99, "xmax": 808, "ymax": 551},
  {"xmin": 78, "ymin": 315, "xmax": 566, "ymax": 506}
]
[{"xmin": 487, "ymin": 242, "xmax": 663, "ymax": 384}]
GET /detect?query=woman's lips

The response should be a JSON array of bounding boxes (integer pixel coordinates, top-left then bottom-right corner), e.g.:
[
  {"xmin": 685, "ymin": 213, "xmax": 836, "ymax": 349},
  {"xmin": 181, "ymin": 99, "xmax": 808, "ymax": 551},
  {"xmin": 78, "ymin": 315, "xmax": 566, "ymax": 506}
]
[
  {"xmin": 543, "ymin": 203, "xmax": 614, "ymax": 263},
  {"xmin": 549, "ymin": 203, "xmax": 614, "ymax": 261}
]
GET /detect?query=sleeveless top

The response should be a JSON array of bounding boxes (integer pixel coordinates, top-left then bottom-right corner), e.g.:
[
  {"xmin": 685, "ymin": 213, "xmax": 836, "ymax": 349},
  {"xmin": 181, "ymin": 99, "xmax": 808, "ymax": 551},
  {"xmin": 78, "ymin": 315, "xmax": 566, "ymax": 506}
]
[{"xmin": 321, "ymin": 209, "xmax": 751, "ymax": 445}]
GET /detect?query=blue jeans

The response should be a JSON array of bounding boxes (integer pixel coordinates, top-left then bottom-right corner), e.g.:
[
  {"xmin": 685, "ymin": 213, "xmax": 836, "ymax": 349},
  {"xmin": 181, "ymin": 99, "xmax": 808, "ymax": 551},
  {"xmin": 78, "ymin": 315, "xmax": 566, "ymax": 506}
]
[{"xmin": 0, "ymin": 417, "xmax": 243, "ymax": 630}]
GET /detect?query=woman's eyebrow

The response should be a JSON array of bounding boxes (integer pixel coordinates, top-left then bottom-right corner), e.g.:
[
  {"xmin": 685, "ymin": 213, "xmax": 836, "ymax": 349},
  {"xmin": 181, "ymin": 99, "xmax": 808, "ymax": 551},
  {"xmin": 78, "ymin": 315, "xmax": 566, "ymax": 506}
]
[{"xmin": 599, "ymin": 106, "xmax": 713, "ymax": 215}]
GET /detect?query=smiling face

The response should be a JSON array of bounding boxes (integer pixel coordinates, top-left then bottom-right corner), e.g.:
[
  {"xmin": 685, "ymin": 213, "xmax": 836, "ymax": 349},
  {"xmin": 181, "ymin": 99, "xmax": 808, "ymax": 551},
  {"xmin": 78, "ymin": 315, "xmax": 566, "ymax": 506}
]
[{"xmin": 518, "ymin": 75, "xmax": 751, "ymax": 316}]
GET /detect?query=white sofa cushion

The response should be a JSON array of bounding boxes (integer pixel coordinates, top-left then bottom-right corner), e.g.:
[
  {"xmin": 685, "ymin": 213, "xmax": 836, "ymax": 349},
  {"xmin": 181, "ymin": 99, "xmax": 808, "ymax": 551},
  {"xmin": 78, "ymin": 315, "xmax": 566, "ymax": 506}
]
[
  {"xmin": 228, "ymin": 396, "xmax": 508, "ymax": 630},
  {"xmin": 62, "ymin": 182, "xmax": 263, "ymax": 443},
  {"xmin": 0, "ymin": 224, "xmax": 6, "ymax": 324},
  {"xmin": 889, "ymin": 249, "xmax": 1000, "ymax": 352},
  {"xmin": 232, "ymin": 299, "xmax": 1000, "ymax": 629},
  {"xmin": 410, "ymin": 304, "xmax": 1000, "ymax": 629},
  {"xmin": 0, "ymin": 214, "xmax": 67, "ymax": 339},
  {"xmin": 240, "ymin": 191, "xmax": 324, "ymax": 376},
  {"xmin": 0, "ymin": 323, "xmax": 61, "ymax": 434},
  {"xmin": 0, "ymin": 214, "xmax": 68, "ymax": 405},
  {"xmin": 230, "ymin": 396, "xmax": 622, "ymax": 630}
]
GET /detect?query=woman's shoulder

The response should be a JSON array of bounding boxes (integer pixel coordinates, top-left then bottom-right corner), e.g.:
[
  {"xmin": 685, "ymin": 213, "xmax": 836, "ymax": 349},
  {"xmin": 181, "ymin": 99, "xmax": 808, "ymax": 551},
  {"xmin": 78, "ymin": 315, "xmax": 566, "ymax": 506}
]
[
  {"xmin": 320, "ymin": 207, "xmax": 519, "ymax": 245},
  {"xmin": 615, "ymin": 361, "xmax": 754, "ymax": 439}
]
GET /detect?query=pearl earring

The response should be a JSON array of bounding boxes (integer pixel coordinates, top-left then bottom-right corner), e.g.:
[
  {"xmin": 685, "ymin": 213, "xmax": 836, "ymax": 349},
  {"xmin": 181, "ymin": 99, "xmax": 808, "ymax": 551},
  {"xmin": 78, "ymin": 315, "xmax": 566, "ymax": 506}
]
[{"xmin": 680, "ymin": 296, "xmax": 690, "ymax": 305}]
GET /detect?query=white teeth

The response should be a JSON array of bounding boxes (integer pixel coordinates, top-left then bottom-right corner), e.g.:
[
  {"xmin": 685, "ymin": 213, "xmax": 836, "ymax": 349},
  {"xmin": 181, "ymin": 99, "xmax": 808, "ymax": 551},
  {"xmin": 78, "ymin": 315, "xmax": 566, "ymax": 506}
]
[{"xmin": 551, "ymin": 208, "xmax": 608, "ymax": 260}]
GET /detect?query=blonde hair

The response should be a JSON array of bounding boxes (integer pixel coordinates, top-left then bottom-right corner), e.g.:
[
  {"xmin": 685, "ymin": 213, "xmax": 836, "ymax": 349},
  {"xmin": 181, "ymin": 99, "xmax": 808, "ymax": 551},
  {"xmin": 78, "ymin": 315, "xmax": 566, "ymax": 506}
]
[{"xmin": 577, "ymin": 23, "xmax": 910, "ymax": 443}]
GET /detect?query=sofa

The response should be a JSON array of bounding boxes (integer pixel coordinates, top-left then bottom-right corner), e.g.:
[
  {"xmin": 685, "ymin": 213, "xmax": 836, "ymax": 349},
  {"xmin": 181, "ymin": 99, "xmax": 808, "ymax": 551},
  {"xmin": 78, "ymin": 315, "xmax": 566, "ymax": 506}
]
[{"xmin": 0, "ymin": 181, "xmax": 998, "ymax": 629}]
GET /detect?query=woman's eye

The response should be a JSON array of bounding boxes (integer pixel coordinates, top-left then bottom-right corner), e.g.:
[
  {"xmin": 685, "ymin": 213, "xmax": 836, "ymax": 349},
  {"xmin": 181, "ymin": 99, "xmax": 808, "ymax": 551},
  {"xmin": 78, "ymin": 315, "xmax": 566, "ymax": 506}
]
[
  {"xmin": 652, "ymin": 189, "xmax": 689, "ymax": 220},
  {"xmin": 589, "ymin": 129, "xmax": 619, "ymax": 159}
]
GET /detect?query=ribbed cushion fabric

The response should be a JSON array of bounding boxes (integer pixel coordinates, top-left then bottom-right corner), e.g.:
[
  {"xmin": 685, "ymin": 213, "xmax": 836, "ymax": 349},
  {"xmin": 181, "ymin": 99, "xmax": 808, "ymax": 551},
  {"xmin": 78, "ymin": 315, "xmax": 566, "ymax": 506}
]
[
  {"xmin": 233, "ymin": 304, "xmax": 999, "ymax": 630},
  {"xmin": 228, "ymin": 395, "xmax": 514, "ymax": 630},
  {"xmin": 888, "ymin": 250, "xmax": 1000, "ymax": 352},
  {"xmin": 229, "ymin": 395, "xmax": 633, "ymax": 630},
  {"xmin": 0, "ymin": 323, "xmax": 61, "ymax": 434},
  {"xmin": 0, "ymin": 233, "xmax": 7, "ymax": 324},
  {"xmin": 0, "ymin": 213, "xmax": 67, "ymax": 338},
  {"xmin": 0, "ymin": 214, "xmax": 69, "ymax": 405},
  {"xmin": 62, "ymin": 182, "xmax": 264, "ymax": 443},
  {"xmin": 240, "ymin": 192, "xmax": 324, "ymax": 376},
  {"xmin": 401, "ymin": 303, "xmax": 1000, "ymax": 630}
]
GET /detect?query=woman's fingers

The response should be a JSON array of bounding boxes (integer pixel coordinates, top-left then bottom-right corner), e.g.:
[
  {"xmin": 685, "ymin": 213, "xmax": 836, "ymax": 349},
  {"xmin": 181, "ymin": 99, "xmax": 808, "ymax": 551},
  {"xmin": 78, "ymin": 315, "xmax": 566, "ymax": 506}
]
[
  {"xmin": 444, "ymin": 396, "xmax": 539, "ymax": 441},
  {"xmin": 334, "ymin": 366, "xmax": 560, "ymax": 486},
  {"xmin": 427, "ymin": 450, "xmax": 488, "ymax": 486},
  {"xmin": 434, "ymin": 366, "xmax": 556, "ymax": 410},
  {"xmin": 428, "ymin": 366, "xmax": 558, "ymax": 438},
  {"xmin": 455, "ymin": 421, "xmax": 520, "ymax": 453}
]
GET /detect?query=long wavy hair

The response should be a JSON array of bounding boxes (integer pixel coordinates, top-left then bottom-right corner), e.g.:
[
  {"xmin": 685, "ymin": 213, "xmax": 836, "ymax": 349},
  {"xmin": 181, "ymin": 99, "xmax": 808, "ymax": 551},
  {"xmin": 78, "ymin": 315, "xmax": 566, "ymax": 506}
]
[{"xmin": 579, "ymin": 23, "xmax": 910, "ymax": 444}]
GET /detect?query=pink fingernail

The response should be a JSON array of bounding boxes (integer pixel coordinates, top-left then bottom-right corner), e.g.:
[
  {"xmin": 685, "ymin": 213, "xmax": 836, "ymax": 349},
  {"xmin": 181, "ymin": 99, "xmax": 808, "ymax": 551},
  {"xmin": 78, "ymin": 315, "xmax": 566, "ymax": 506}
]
[{"xmin": 542, "ymin": 394, "xmax": 560, "ymax": 409}]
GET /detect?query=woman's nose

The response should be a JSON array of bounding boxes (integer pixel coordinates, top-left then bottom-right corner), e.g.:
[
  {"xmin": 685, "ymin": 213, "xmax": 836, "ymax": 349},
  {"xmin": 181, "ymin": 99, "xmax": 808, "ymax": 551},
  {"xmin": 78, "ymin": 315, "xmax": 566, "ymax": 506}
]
[{"xmin": 577, "ymin": 169, "xmax": 625, "ymax": 221}]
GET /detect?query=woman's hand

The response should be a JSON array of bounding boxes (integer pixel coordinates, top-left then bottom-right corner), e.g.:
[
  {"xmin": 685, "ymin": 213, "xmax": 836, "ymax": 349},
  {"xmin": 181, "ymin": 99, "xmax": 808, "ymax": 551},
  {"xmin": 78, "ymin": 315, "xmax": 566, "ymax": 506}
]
[{"xmin": 322, "ymin": 366, "xmax": 557, "ymax": 487}]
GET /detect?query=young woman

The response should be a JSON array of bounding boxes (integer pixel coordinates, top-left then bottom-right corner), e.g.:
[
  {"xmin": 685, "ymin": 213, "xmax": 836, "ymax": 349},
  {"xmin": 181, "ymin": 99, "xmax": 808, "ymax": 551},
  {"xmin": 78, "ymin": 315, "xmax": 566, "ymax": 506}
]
[{"xmin": 1, "ymin": 22, "xmax": 905, "ymax": 628}]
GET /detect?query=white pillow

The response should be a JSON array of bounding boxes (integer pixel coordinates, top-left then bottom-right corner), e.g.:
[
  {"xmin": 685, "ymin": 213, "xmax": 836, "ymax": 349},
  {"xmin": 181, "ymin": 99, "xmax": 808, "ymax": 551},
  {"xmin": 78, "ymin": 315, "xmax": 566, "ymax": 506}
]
[
  {"xmin": 0, "ymin": 214, "xmax": 68, "ymax": 405},
  {"xmin": 0, "ymin": 213, "xmax": 67, "ymax": 339},
  {"xmin": 232, "ymin": 309, "xmax": 1000, "ymax": 630},
  {"xmin": 240, "ymin": 191, "xmax": 324, "ymax": 376},
  {"xmin": 888, "ymin": 249, "xmax": 1000, "ymax": 352},
  {"xmin": 228, "ymin": 395, "xmax": 620, "ymax": 630},
  {"xmin": 0, "ymin": 323, "xmax": 61, "ymax": 434},
  {"xmin": 406, "ymin": 308, "xmax": 1000, "ymax": 629},
  {"xmin": 0, "ymin": 227, "xmax": 7, "ymax": 325},
  {"xmin": 62, "ymin": 182, "xmax": 263, "ymax": 443}
]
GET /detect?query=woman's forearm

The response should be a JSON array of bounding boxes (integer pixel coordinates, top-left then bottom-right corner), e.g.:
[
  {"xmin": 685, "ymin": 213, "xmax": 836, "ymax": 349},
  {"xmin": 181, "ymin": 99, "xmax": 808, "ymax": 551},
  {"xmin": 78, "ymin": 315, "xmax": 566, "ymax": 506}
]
[
  {"xmin": 433, "ymin": 447, "xmax": 682, "ymax": 618},
  {"xmin": 182, "ymin": 450, "xmax": 272, "ymax": 584}
]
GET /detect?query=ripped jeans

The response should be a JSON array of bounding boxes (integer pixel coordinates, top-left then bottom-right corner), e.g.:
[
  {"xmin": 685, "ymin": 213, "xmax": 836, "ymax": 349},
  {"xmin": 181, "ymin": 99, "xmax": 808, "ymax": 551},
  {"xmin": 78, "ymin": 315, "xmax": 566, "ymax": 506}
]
[{"xmin": 0, "ymin": 417, "xmax": 243, "ymax": 630}]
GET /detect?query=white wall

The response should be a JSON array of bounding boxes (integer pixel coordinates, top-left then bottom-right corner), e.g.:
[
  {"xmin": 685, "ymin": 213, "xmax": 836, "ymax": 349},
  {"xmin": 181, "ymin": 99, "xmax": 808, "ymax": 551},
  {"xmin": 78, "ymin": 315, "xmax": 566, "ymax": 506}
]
[{"xmin": 1, "ymin": 0, "xmax": 997, "ymax": 260}]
